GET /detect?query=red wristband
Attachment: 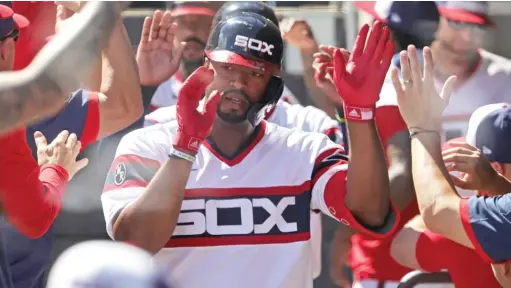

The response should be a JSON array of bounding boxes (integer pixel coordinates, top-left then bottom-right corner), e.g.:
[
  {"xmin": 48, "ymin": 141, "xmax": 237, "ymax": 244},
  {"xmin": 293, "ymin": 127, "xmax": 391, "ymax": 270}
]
[
  {"xmin": 344, "ymin": 105, "xmax": 375, "ymax": 122},
  {"xmin": 172, "ymin": 133, "xmax": 203, "ymax": 154}
]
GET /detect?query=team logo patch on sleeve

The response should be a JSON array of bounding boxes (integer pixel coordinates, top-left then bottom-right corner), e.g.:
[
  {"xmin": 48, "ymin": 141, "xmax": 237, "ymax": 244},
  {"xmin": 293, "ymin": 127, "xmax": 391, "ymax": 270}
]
[{"xmin": 114, "ymin": 163, "xmax": 127, "ymax": 186}]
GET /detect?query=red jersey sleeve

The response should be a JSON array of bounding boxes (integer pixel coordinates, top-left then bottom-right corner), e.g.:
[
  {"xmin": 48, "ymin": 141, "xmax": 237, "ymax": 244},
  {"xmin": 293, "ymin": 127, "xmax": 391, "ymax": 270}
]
[
  {"xmin": 0, "ymin": 128, "xmax": 69, "ymax": 238},
  {"xmin": 375, "ymin": 105, "xmax": 407, "ymax": 148},
  {"xmin": 415, "ymin": 229, "xmax": 449, "ymax": 272}
]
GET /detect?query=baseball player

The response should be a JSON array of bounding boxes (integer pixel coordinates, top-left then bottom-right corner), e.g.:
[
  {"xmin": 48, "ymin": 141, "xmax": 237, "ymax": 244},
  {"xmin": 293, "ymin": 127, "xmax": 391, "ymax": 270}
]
[
  {"xmin": 145, "ymin": 3, "xmax": 343, "ymax": 279},
  {"xmin": 391, "ymin": 215, "xmax": 501, "ymax": 288},
  {"xmin": 389, "ymin": 107, "xmax": 511, "ymax": 288},
  {"xmin": 389, "ymin": 115, "xmax": 511, "ymax": 288},
  {"xmin": 352, "ymin": 1, "xmax": 511, "ymax": 142},
  {"xmin": 432, "ymin": 1, "xmax": 511, "ymax": 141},
  {"xmin": 150, "ymin": 2, "xmax": 298, "ymax": 112},
  {"xmin": 0, "ymin": 1, "xmax": 125, "ymax": 135},
  {"xmin": 394, "ymin": 43, "xmax": 511, "ymax": 287},
  {"xmin": 315, "ymin": 49, "xmax": 416, "ymax": 288},
  {"xmin": 0, "ymin": 2, "xmax": 126, "ymax": 287},
  {"xmin": 317, "ymin": 2, "xmax": 438, "ymax": 287},
  {"xmin": 102, "ymin": 13, "xmax": 397, "ymax": 288},
  {"xmin": 149, "ymin": 1, "xmax": 222, "ymax": 111},
  {"xmin": 1, "ymin": 2, "xmax": 177, "ymax": 287}
]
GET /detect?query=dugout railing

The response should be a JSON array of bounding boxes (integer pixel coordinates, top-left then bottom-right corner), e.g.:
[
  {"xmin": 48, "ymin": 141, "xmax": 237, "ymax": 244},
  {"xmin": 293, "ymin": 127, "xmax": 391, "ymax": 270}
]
[{"xmin": 398, "ymin": 270, "xmax": 453, "ymax": 288}]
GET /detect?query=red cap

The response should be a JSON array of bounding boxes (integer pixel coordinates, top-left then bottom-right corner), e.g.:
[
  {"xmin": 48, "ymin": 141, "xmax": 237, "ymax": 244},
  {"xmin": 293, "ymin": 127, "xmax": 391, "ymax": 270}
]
[
  {"xmin": 437, "ymin": 1, "xmax": 494, "ymax": 26},
  {"xmin": 205, "ymin": 50, "xmax": 271, "ymax": 72},
  {"xmin": 0, "ymin": 3, "xmax": 29, "ymax": 30},
  {"xmin": 354, "ymin": 1, "xmax": 386, "ymax": 22}
]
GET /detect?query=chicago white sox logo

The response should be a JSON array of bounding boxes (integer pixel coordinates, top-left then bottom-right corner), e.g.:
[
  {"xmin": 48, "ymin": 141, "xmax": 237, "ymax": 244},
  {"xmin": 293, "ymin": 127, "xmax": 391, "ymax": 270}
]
[
  {"xmin": 114, "ymin": 163, "xmax": 127, "ymax": 186},
  {"xmin": 234, "ymin": 35, "xmax": 274, "ymax": 56}
]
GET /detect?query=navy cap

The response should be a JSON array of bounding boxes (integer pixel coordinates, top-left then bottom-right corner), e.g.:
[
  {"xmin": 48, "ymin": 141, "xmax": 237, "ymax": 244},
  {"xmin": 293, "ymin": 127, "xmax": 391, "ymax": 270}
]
[
  {"xmin": 436, "ymin": 1, "xmax": 493, "ymax": 26},
  {"xmin": 466, "ymin": 103, "xmax": 511, "ymax": 163},
  {"xmin": 356, "ymin": 1, "xmax": 439, "ymax": 43},
  {"xmin": 46, "ymin": 241, "xmax": 170, "ymax": 288},
  {"xmin": 0, "ymin": 2, "xmax": 28, "ymax": 39}
]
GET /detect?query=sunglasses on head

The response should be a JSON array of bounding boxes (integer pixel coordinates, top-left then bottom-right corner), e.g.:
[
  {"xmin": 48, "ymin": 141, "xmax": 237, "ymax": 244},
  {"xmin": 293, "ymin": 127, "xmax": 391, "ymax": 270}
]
[{"xmin": 0, "ymin": 29, "xmax": 19, "ymax": 42}]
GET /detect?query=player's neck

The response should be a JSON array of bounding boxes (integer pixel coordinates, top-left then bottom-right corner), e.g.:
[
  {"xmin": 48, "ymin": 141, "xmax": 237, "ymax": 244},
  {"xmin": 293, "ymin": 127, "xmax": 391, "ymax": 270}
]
[{"xmin": 208, "ymin": 119, "xmax": 255, "ymax": 157}]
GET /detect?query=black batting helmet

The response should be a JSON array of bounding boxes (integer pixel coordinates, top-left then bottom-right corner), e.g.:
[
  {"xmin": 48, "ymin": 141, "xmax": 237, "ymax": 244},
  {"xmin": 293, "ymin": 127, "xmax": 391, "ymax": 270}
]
[
  {"xmin": 205, "ymin": 12, "xmax": 284, "ymax": 126},
  {"xmin": 213, "ymin": 1, "xmax": 279, "ymax": 28}
]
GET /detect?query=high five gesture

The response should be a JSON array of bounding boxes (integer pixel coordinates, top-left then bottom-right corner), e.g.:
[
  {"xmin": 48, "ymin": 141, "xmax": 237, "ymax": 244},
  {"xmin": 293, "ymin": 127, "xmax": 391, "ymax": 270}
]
[
  {"xmin": 392, "ymin": 45, "xmax": 457, "ymax": 132},
  {"xmin": 333, "ymin": 21, "xmax": 394, "ymax": 121},
  {"xmin": 137, "ymin": 10, "xmax": 185, "ymax": 86}
]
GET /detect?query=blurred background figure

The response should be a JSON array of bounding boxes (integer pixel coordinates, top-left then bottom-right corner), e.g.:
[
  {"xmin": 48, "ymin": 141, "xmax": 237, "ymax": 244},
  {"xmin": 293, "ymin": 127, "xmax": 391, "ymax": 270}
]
[
  {"xmin": 149, "ymin": 1, "xmax": 224, "ymax": 111},
  {"xmin": 47, "ymin": 241, "xmax": 168, "ymax": 288},
  {"xmin": 432, "ymin": 1, "xmax": 511, "ymax": 141}
]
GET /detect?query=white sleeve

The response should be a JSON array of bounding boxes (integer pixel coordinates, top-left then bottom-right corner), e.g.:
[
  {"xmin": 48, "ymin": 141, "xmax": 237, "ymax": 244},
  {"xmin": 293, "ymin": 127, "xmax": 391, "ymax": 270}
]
[
  {"xmin": 150, "ymin": 78, "xmax": 172, "ymax": 109},
  {"xmin": 144, "ymin": 106, "xmax": 177, "ymax": 127},
  {"xmin": 286, "ymin": 104, "xmax": 343, "ymax": 144},
  {"xmin": 101, "ymin": 126, "xmax": 171, "ymax": 239},
  {"xmin": 309, "ymin": 136, "xmax": 349, "ymax": 220},
  {"xmin": 308, "ymin": 136, "xmax": 398, "ymax": 238}
]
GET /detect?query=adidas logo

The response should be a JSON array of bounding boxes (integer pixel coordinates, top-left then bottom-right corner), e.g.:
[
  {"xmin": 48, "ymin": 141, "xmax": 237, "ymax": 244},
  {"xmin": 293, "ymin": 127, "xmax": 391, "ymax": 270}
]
[
  {"xmin": 189, "ymin": 138, "xmax": 201, "ymax": 150},
  {"xmin": 348, "ymin": 109, "xmax": 360, "ymax": 118}
]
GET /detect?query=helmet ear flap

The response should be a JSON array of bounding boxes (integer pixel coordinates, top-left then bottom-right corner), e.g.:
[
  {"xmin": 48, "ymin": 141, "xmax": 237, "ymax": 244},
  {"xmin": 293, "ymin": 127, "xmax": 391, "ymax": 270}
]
[
  {"xmin": 248, "ymin": 75, "xmax": 283, "ymax": 126},
  {"xmin": 265, "ymin": 76, "xmax": 284, "ymax": 105}
]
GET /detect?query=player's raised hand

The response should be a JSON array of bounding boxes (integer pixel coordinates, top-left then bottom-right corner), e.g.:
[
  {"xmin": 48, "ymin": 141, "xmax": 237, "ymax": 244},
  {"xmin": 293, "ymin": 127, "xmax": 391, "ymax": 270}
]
[
  {"xmin": 313, "ymin": 45, "xmax": 350, "ymax": 106},
  {"xmin": 332, "ymin": 21, "xmax": 394, "ymax": 121},
  {"xmin": 392, "ymin": 45, "xmax": 457, "ymax": 131},
  {"xmin": 35, "ymin": 130, "xmax": 88, "ymax": 180},
  {"xmin": 55, "ymin": 2, "xmax": 82, "ymax": 34},
  {"xmin": 137, "ymin": 10, "xmax": 185, "ymax": 86},
  {"xmin": 55, "ymin": 1, "xmax": 85, "ymax": 13},
  {"xmin": 173, "ymin": 67, "xmax": 220, "ymax": 155},
  {"xmin": 280, "ymin": 18, "xmax": 317, "ymax": 51}
]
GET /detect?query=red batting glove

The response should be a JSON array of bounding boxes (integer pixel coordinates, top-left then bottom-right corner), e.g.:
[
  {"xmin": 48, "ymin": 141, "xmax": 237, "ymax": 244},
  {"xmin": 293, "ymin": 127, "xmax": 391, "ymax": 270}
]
[
  {"xmin": 332, "ymin": 21, "xmax": 394, "ymax": 122},
  {"xmin": 173, "ymin": 67, "xmax": 220, "ymax": 155}
]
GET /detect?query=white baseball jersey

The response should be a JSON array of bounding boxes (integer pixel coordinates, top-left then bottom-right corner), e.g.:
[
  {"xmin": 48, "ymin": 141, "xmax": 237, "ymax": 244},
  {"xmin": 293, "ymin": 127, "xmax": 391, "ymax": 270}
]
[
  {"xmin": 435, "ymin": 50, "xmax": 511, "ymax": 141},
  {"xmin": 144, "ymin": 100, "xmax": 342, "ymax": 279},
  {"xmin": 102, "ymin": 121, "xmax": 395, "ymax": 288},
  {"xmin": 150, "ymin": 74, "xmax": 300, "ymax": 111}
]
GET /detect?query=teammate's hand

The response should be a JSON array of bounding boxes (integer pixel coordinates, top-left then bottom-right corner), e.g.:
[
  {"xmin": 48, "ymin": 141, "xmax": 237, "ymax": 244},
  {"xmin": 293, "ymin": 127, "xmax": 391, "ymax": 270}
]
[
  {"xmin": 313, "ymin": 45, "xmax": 350, "ymax": 106},
  {"xmin": 35, "ymin": 130, "xmax": 89, "ymax": 180},
  {"xmin": 137, "ymin": 10, "xmax": 185, "ymax": 86},
  {"xmin": 332, "ymin": 21, "xmax": 394, "ymax": 121},
  {"xmin": 392, "ymin": 45, "xmax": 457, "ymax": 131},
  {"xmin": 280, "ymin": 18, "xmax": 317, "ymax": 51},
  {"xmin": 55, "ymin": 1, "xmax": 85, "ymax": 13},
  {"xmin": 54, "ymin": 2, "xmax": 82, "ymax": 34},
  {"xmin": 173, "ymin": 67, "xmax": 220, "ymax": 155},
  {"xmin": 442, "ymin": 141, "xmax": 500, "ymax": 192}
]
